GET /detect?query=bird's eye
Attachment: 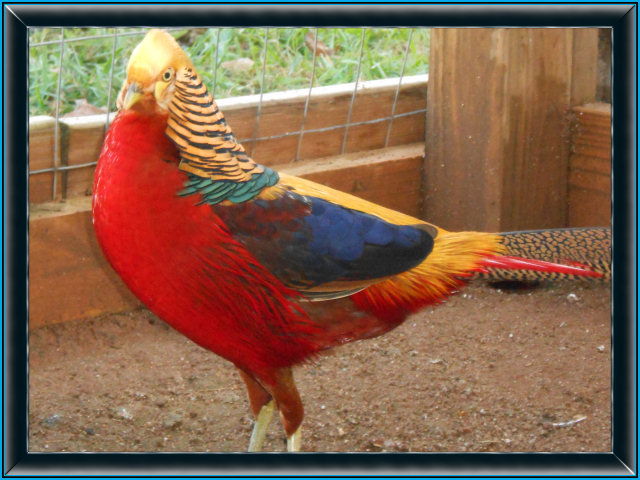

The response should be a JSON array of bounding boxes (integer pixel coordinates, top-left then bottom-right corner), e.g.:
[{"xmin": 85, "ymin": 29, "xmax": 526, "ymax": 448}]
[{"xmin": 162, "ymin": 68, "xmax": 174, "ymax": 82}]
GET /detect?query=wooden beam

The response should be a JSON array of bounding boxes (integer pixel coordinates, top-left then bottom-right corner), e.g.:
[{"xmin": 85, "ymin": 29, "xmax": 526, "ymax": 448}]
[
  {"xmin": 28, "ymin": 143, "xmax": 424, "ymax": 329},
  {"xmin": 424, "ymin": 28, "xmax": 600, "ymax": 232}
]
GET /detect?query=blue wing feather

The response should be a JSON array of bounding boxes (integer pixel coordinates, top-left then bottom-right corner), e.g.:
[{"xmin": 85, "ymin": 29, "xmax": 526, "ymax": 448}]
[{"xmin": 214, "ymin": 190, "xmax": 434, "ymax": 292}]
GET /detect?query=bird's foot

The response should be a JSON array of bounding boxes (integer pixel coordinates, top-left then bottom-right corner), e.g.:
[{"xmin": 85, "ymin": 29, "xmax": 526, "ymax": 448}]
[
  {"xmin": 248, "ymin": 400, "xmax": 275, "ymax": 452},
  {"xmin": 286, "ymin": 427, "xmax": 301, "ymax": 452}
]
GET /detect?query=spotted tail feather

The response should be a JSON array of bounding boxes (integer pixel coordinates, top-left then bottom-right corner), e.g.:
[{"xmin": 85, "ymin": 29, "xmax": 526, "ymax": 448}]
[{"xmin": 478, "ymin": 227, "xmax": 611, "ymax": 282}]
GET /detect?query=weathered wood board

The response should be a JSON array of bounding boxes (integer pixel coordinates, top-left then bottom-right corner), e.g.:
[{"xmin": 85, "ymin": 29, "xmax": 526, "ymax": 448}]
[{"xmin": 568, "ymin": 103, "xmax": 611, "ymax": 227}]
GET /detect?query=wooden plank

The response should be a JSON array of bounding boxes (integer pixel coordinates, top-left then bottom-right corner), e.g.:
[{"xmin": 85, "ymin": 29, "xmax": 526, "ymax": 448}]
[
  {"xmin": 28, "ymin": 143, "xmax": 424, "ymax": 329},
  {"xmin": 29, "ymin": 116, "xmax": 60, "ymax": 204},
  {"xmin": 570, "ymin": 29, "xmax": 600, "ymax": 106},
  {"xmin": 29, "ymin": 172, "xmax": 57, "ymax": 205},
  {"xmin": 573, "ymin": 103, "xmax": 611, "ymax": 130},
  {"xmin": 572, "ymin": 144, "xmax": 611, "ymax": 160},
  {"xmin": 252, "ymin": 111, "xmax": 426, "ymax": 165},
  {"xmin": 29, "ymin": 205, "xmax": 143, "ymax": 329},
  {"xmin": 282, "ymin": 143, "xmax": 425, "ymax": 217},
  {"xmin": 574, "ymin": 101, "xmax": 612, "ymax": 116},
  {"xmin": 573, "ymin": 118, "xmax": 611, "ymax": 131},
  {"xmin": 597, "ymin": 28, "xmax": 612, "ymax": 103},
  {"xmin": 29, "ymin": 116, "xmax": 57, "ymax": 170},
  {"xmin": 212, "ymin": 76, "xmax": 427, "ymax": 159},
  {"xmin": 567, "ymin": 102, "xmax": 611, "ymax": 227},
  {"xmin": 60, "ymin": 115, "xmax": 111, "ymax": 199},
  {"xmin": 572, "ymin": 103, "xmax": 612, "ymax": 149},
  {"xmin": 568, "ymin": 188, "xmax": 611, "ymax": 227},
  {"xmin": 572, "ymin": 135, "xmax": 611, "ymax": 156},
  {"xmin": 569, "ymin": 169, "xmax": 611, "ymax": 192},
  {"xmin": 293, "ymin": 131, "xmax": 337, "ymax": 162},
  {"xmin": 570, "ymin": 155, "xmax": 612, "ymax": 175},
  {"xmin": 424, "ymin": 28, "xmax": 600, "ymax": 232},
  {"xmin": 29, "ymin": 76, "xmax": 427, "ymax": 205},
  {"xmin": 573, "ymin": 128, "xmax": 611, "ymax": 143}
]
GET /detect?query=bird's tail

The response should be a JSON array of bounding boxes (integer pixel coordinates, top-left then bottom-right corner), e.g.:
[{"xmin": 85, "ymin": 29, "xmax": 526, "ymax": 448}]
[
  {"xmin": 478, "ymin": 227, "xmax": 611, "ymax": 282},
  {"xmin": 352, "ymin": 227, "xmax": 610, "ymax": 322}
]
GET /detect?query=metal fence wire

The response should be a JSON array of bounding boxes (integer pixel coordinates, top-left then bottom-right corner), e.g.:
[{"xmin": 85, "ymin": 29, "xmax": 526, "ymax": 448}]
[{"xmin": 28, "ymin": 27, "xmax": 430, "ymax": 202}]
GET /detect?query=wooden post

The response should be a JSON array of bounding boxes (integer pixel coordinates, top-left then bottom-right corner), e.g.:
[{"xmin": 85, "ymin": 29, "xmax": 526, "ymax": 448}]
[{"xmin": 424, "ymin": 28, "xmax": 600, "ymax": 232}]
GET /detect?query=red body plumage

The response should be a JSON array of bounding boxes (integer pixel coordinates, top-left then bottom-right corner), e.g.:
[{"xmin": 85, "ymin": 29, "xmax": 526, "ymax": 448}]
[{"xmin": 94, "ymin": 111, "xmax": 321, "ymax": 379}]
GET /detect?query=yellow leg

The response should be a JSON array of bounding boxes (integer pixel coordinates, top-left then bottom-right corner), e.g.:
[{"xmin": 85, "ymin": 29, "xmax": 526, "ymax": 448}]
[
  {"xmin": 286, "ymin": 426, "xmax": 301, "ymax": 452},
  {"xmin": 248, "ymin": 400, "xmax": 275, "ymax": 452}
]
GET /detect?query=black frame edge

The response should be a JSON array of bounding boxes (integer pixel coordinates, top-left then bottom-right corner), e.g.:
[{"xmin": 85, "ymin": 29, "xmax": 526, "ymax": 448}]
[
  {"xmin": 3, "ymin": 3, "xmax": 30, "ymax": 476},
  {"xmin": 5, "ymin": 2, "xmax": 637, "ymax": 476}
]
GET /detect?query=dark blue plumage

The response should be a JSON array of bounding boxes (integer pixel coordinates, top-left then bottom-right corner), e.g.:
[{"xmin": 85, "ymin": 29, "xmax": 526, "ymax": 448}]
[
  {"xmin": 213, "ymin": 191, "xmax": 434, "ymax": 293},
  {"xmin": 304, "ymin": 197, "xmax": 424, "ymax": 262}
]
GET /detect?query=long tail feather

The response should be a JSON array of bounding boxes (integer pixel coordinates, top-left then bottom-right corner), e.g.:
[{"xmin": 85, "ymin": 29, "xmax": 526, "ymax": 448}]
[
  {"xmin": 480, "ymin": 254, "xmax": 603, "ymax": 279},
  {"xmin": 479, "ymin": 227, "xmax": 611, "ymax": 282}
]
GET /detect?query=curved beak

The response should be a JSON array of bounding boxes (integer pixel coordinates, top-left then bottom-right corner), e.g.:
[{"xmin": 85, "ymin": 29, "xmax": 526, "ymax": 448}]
[{"xmin": 121, "ymin": 82, "xmax": 143, "ymax": 110}]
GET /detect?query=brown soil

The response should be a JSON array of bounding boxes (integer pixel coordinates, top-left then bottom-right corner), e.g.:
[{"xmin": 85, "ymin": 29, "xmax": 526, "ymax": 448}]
[{"xmin": 29, "ymin": 281, "xmax": 611, "ymax": 453}]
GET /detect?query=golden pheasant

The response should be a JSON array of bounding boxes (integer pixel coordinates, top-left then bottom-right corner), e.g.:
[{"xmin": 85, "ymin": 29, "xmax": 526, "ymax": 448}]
[{"xmin": 93, "ymin": 30, "xmax": 609, "ymax": 451}]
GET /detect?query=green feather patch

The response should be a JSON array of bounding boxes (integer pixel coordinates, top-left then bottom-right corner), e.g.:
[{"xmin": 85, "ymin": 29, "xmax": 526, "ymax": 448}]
[{"xmin": 178, "ymin": 167, "xmax": 279, "ymax": 205}]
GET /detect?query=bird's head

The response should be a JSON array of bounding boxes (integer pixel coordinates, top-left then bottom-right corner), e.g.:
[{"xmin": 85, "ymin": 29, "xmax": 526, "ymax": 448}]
[{"xmin": 117, "ymin": 29, "xmax": 193, "ymax": 113}]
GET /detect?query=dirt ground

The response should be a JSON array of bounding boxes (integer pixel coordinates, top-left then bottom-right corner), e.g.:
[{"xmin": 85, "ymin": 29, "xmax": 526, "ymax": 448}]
[{"xmin": 29, "ymin": 281, "xmax": 611, "ymax": 453}]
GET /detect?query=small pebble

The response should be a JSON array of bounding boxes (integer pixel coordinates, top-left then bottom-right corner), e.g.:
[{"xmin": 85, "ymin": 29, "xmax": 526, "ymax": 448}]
[
  {"xmin": 566, "ymin": 293, "xmax": 580, "ymax": 303},
  {"xmin": 163, "ymin": 412, "xmax": 183, "ymax": 430},
  {"xmin": 42, "ymin": 414, "xmax": 62, "ymax": 426},
  {"xmin": 115, "ymin": 407, "xmax": 133, "ymax": 420},
  {"xmin": 383, "ymin": 439, "xmax": 397, "ymax": 449}
]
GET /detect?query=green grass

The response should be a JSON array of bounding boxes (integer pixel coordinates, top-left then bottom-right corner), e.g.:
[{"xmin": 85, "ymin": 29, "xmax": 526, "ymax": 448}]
[{"xmin": 29, "ymin": 27, "xmax": 430, "ymax": 117}]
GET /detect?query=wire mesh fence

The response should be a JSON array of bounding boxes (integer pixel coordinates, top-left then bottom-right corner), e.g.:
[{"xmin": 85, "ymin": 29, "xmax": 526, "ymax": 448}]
[{"xmin": 28, "ymin": 27, "xmax": 430, "ymax": 202}]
